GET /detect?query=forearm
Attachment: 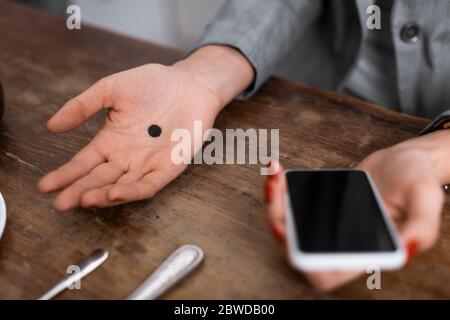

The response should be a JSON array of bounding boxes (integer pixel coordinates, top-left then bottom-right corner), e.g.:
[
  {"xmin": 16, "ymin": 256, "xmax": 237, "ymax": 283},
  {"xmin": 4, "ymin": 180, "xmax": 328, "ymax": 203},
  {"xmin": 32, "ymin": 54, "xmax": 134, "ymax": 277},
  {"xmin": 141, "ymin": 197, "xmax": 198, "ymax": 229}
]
[{"xmin": 174, "ymin": 45, "xmax": 254, "ymax": 109}]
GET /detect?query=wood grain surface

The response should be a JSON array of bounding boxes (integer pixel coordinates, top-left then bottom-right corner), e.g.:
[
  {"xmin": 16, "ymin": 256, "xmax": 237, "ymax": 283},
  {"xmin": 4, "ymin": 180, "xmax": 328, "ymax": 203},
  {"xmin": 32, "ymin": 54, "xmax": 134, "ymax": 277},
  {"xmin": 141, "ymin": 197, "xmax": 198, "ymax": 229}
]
[{"xmin": 0, "ymin": 0, "xmax": 449, "ymax": 299}]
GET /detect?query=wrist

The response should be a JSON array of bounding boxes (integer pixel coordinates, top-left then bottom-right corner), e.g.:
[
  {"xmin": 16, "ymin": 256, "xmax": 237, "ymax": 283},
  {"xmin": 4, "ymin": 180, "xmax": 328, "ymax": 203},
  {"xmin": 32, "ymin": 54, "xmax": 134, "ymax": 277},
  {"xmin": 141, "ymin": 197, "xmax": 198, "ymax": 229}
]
[
  {"xmin": 395, "ymin": 130, "xmax": 450, "ymax": 184},
  {"xmin": 174, "ymin": 45, "xmax": 254, "ymax": 109}
]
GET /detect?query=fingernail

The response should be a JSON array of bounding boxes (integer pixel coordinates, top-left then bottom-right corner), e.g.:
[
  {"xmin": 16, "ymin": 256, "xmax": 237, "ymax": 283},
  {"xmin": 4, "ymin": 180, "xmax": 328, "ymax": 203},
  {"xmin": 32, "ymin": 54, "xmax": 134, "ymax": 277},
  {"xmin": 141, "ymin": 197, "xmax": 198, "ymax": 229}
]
[
  {"xmin": 264, "ymin": 180, "xmax": 273, "ymax": 203},
  {"xmin": 270, "ymin": 223, "xmax": 285, "ymax": 245},
  {"xmin": 407, "ymin": 240, "xmax": 418, "ymax": 262},
  {"xmin": 266, "ymin": 162, "xmax": 276, "ymax": 179}
]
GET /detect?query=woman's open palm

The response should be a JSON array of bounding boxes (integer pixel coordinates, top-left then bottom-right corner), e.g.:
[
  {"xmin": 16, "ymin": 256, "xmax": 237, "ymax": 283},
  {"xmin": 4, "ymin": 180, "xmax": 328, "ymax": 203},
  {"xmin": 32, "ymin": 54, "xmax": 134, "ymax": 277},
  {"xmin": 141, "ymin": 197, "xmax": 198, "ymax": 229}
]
[{"xmin": 39, "ymin": 64, "xmax": 220, "ymax": 211}]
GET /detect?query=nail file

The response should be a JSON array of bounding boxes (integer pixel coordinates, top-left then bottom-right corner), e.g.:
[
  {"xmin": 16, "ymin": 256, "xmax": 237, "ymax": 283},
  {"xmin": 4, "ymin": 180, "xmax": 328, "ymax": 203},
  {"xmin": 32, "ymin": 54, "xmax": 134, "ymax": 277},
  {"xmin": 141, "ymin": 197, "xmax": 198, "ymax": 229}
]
[
  {"xmin": 38, "ymin": 249, "xmax": 108, "ymax": 300},
  {"xmin": 127, "ymin": 244, "xmax": 204, "ymax": 300}
]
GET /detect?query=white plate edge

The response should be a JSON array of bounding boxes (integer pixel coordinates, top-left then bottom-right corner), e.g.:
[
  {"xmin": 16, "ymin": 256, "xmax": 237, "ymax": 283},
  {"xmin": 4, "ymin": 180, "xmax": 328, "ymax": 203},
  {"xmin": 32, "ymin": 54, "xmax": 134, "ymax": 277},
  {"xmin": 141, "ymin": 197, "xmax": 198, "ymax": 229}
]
[{"xmin": 0, "ymin": 192, "xmax": 6, "ymax": 239}]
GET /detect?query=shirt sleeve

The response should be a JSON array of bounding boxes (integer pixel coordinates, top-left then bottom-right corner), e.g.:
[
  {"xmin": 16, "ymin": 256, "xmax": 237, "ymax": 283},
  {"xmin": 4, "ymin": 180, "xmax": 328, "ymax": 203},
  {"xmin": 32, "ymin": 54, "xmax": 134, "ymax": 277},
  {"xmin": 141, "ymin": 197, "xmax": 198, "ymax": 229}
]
[{"xmin": 191, "ymin": 0, "xmax": 323, "ymax": 99}]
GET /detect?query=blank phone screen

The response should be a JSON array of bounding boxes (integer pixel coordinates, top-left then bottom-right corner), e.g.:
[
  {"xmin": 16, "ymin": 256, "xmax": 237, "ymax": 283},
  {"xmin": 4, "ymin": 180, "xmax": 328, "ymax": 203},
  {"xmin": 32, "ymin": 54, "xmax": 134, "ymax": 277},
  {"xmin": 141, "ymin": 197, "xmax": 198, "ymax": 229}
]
[{"xmin": 286, "ymin": 170, "xmax": 396, "ymax": 253}]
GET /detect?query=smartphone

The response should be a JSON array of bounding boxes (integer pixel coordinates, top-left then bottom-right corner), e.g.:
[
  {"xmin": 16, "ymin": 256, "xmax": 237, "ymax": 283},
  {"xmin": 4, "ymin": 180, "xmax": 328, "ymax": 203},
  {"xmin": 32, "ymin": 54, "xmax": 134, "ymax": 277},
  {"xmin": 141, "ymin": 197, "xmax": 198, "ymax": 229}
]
[{"xmin": 284, "ymin": 169, "xmax": 405, "ymax": 271}]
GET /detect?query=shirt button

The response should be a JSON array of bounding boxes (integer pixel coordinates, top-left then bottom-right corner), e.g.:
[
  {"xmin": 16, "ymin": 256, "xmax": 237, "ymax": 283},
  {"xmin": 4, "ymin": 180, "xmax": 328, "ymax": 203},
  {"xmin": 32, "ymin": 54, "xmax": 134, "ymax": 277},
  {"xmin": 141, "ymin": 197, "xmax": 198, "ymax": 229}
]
[{"xmin": 400, "ymin": 22, "xmax": 421, "ymax": 43}]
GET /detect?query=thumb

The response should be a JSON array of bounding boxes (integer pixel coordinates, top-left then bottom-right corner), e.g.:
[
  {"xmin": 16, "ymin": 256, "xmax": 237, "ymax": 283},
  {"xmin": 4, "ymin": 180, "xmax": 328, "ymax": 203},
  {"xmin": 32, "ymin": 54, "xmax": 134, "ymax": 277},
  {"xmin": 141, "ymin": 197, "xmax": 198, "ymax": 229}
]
[
  {"xmin": 266, "ymin": 161, "xmax": 286, "ymax": 243},
  {"xmin": 47, "ymin": 76, "xmax": 114, "ymax": 133},
  {"xmin": 399, "ymin": 180, "xmax": 444, "ymax": 260}
]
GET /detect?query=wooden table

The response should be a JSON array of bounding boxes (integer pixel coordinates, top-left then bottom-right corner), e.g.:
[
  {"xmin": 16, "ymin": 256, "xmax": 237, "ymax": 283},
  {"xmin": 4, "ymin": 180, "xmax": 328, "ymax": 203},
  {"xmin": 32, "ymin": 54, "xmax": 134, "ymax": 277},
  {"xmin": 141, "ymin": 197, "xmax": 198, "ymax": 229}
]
[{"xmin": 0, "ymin": 0, "xmax": 449, "ymax": 300}]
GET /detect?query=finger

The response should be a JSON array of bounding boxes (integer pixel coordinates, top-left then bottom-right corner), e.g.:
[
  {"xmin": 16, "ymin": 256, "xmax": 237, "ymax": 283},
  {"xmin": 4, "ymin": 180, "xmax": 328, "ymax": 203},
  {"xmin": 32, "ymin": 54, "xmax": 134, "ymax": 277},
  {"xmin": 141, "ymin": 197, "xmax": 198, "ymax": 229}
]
[
  {"xmin": 47, "ymin": 77, "xmax": 113, "ymax": 133},
  {"xmin": 115, "ymin": 171, "xmax": 145, "ymax": 184},
  {"xmin": 400, "ymin": 180, "xmax": 444, "ymax": 256},
  {"xmin": 80, "ymin": 172, "xmax": 145, "ymax": 208},
  {"xmin": 265, "ymin": 161, "xmax": 287, "ymax": 241},
  {"xmin": 80, "ymin": 185, "xmax": 115, "ymax": 208},
  {"xmin": 39, "ymin": 145, "xmax": 105, "ymax": 193},
  {"xmin": 53, "ymin": 161, "xmax": 124, "ymax": 212},
  {"xmin": 107, "ymin": 170, "xmax": 174, "ymax": 203},
  {"xmin": 304, "ymin": 270, "xmax": 364, "ymax": 292}
]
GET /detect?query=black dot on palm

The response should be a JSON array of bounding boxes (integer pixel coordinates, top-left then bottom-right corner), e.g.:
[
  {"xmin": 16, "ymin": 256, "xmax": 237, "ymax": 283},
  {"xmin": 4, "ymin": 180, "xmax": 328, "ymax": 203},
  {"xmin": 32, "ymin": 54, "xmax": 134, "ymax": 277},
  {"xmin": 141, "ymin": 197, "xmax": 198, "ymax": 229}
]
[{"xmin": 148, "ymin": 124, "xmax": 162, "ymax": 138}]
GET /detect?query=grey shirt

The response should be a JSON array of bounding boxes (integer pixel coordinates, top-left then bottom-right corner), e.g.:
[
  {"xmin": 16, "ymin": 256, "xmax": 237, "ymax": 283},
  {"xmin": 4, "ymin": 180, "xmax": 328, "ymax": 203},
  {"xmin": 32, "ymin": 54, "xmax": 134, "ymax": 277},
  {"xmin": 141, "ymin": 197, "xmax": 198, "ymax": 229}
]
[
  {"xmin": 194, "ymin": 0, "xmax": 450, "ymax": 118},
  {"xmin": 342, "ymin": 0, "xmax": 399, "ymax": 109}
]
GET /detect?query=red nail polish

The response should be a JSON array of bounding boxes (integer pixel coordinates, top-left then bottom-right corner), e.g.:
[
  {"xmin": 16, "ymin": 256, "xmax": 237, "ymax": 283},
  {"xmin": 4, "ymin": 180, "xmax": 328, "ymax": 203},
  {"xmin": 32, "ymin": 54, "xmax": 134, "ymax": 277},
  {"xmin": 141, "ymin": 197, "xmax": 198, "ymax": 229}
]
[
  {"xmin": 407, "ymin": 241, "xmax": 418, "ymax": 262},
  {"xmin": 264, "ymin": 180, "xmax": 273, "ymax": 203},
  {"xmin": 270, "ymin": 223, "xmax": 285, "ymax": 244},
  {"xmin": 266, "ymin": 161, "xmax": 277, "ymax": 179}
]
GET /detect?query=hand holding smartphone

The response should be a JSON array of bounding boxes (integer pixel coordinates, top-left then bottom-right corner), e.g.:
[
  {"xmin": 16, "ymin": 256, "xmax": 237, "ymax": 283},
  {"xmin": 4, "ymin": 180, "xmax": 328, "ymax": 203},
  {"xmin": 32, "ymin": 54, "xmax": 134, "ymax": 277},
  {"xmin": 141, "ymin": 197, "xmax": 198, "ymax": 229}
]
[{"xmin": 284, "ymin": 169, "xmax": 406, "ymax": 271}]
